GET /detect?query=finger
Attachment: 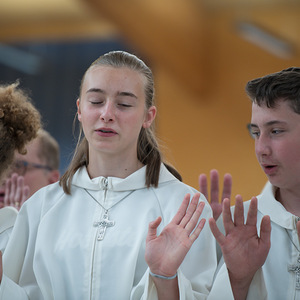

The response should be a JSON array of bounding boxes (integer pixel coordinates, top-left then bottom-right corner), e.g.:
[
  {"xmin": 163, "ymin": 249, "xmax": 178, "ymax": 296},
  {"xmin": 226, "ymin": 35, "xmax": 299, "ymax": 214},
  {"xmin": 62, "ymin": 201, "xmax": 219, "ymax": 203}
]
[
  {"xmin": 171, "ymin": 193, "xmax": 191, "ymax": 225},
  {"xmin": 209, "ymin": 217, "xmax": 226, "ymax": 245},
  {"xmin": 21, "ymin": 186, "xmax": 30, "ymax": 206},
  {"xmin": 184, "ymin": 201, "xmax": 205, "ymax": 234},
  {"xmin": 222, "ymin": 173, "xmax": 232, "ymax": 202},
  {"xmin": 246, "ymin": 197, "xmax": 258, "ymax": 226},
  {"xmin": 179, "ymin": 193, "xmax": 201, "ymax": 228},
  {"xmin": 233, "ymin": 195, "xmax": 244, "ymax": 226},
  {"xmin": 210, "ymin": 169, "xmax": 220, "ymax": 205},
  {"xmin": 3, "ymin": 178, "xmax": 11, "ymax": 206},
  {"xmin": 189, "ymin": 218, "xmax": 206, "ymax": 243},
  {"xmin": 9, "ymin": 174, "xmax": 18, "ymax": 201},
  {"xmin": 222, "ymin": 198, "xmax": 234, "ymax": 233},
  {"xmin": 198, "ymin": 174, "xmax": 208, "ymax": 200},
  {"xmin": 146, "ymin": 216, "xmax": 162, "ymax": 243},
  {"xmin": 15, "ymin": 176, "xmax": 25, "ymax": 203},
  {"xmin": 260, "ymin": 215, "xmax": 271, "ymax": 249}
]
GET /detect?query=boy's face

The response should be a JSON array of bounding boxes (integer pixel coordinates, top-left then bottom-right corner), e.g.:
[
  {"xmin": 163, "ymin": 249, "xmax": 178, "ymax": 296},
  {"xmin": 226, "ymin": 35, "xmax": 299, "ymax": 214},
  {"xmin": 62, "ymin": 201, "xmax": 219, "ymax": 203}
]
[{"xmin": 250, "ymin": 100, "xmax": 300, "ymax": 192}]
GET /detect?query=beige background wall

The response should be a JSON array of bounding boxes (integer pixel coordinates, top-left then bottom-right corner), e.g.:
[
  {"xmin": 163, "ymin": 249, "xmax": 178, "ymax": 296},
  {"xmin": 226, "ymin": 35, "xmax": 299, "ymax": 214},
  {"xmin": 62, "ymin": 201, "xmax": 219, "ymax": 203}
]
[{"xmin": 154, "ymin": 11, "xmax": 300, "ymax": 201}]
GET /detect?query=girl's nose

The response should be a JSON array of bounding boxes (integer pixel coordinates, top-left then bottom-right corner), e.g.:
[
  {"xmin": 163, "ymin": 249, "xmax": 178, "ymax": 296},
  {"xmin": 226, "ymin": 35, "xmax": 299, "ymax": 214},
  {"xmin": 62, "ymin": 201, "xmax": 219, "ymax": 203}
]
[{"xmin": 100, "ymin": 102, "xmax": 114, "ymax": 122}]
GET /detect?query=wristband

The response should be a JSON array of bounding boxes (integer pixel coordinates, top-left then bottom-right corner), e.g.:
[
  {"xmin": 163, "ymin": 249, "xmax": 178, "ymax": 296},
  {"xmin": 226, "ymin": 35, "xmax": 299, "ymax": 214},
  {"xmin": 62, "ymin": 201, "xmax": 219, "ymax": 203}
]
[{"xmin": 149, "ymin": 270, "xmax": 177, "ymax": 280}]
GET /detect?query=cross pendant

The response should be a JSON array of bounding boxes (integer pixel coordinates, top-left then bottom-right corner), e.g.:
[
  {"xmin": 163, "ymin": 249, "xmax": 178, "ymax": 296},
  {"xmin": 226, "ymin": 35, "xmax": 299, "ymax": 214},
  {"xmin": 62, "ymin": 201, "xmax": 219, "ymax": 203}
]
[
  {"xmin": 288, "ymin": 255, "xmax": 300, "ymax": 289},
  {"xmin": 93, "ymin": 211, "xmax": 115, "ymax": 241}
]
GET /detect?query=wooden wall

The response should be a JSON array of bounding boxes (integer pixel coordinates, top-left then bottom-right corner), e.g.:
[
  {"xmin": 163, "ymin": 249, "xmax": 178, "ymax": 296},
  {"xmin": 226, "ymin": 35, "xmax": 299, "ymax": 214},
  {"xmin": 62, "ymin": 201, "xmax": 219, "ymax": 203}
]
[
  {"xmin": 156, "ymin": 12, "xmax": 300, "ymax": 201},
  {"xmin": 1, "ymin": 0, "xmax": 300, "ymax": 202}
]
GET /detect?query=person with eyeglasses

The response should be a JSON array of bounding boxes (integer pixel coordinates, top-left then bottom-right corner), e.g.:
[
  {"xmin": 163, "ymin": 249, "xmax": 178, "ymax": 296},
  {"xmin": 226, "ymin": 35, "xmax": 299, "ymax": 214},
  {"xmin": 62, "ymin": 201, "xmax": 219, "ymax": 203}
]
[{"xmin": 0, "ymin": 129, "xmax": 60, "ymax": 210}]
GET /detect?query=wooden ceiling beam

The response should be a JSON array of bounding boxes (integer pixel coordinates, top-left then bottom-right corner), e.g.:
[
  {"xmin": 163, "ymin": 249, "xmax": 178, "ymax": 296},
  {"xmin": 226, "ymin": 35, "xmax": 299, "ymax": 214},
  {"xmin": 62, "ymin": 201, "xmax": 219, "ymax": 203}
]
[
  {"xmin": 83, "ymin": 0, "xmax": 209, "ymax": 94},
  {"xmin": 0, "ymin": 19, "xmax": 118, "ymax": 43}
]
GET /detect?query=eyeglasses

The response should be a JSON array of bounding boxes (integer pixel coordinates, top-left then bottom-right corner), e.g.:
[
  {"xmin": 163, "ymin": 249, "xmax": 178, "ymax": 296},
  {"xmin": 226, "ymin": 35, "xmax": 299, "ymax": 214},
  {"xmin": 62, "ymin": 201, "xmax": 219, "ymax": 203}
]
[
  {"xmin": 246, "ymin": 123, "xmax": 255, "ymax": 139},
  {"xmin": 12, "ymin": 160, "xmax": 53, "ymax": 176}
]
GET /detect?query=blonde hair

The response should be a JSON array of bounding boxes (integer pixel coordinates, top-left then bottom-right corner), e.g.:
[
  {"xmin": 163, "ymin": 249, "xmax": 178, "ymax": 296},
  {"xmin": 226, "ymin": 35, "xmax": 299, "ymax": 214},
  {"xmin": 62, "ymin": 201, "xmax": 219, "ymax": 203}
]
[
  {"xmin": 0, "ymin": 81, "xmax": 41, "ymax": 180},
  {"xmin": 60, "ymin": 51, "xmax": 181, "ymax": 194}
]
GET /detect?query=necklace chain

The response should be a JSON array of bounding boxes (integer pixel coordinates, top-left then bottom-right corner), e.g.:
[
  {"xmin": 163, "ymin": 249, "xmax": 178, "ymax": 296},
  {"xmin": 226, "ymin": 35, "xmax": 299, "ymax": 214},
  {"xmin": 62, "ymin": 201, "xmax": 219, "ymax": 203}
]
[
  {"xmin": 83, "ymin": 188, "xmax": 134, "ymax": 212},
  {"xmin": 286, "ymin": 227, "xmax": 300, "ymax": 253},
  {"xmin": 84, "ymin": 189, "xmax": 109, "ymax": 212}
]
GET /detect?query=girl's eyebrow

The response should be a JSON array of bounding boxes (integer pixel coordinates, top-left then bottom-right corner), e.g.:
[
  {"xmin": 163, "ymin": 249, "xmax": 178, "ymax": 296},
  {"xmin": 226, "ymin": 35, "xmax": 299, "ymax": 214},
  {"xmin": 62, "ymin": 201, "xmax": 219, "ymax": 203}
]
[
  {"xmin": 86, "ymin": 88, "xmax": 104, "ymax": 94},
  {"xmin": 86, "ymin": 89, "xmax": 137, "ymax": 99},
  {"xmin": 117, "ymin": 91, "xmax": 137, "ymax": 99}
]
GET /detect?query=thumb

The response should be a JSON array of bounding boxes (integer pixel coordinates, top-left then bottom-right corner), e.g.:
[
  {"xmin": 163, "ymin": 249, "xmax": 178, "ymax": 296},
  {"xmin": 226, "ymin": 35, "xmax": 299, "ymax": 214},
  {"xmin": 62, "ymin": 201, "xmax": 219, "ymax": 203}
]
[
  {"xmin": 209, "ymin": 217, "xmax": 225, "ymax": 246},
  {"xmin": 146, "ymin": 216, "xmax": 162, "ymax": 243},
  {"xmin": 260, "ymin": 215, "xmax": 271, "ymax": 249}
]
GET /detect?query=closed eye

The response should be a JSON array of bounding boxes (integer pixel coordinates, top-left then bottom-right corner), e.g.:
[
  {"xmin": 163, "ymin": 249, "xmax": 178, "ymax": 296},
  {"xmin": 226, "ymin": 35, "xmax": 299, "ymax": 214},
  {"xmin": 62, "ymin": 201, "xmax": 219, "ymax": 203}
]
[
  {"xmin": 90, "ymin": 100, "xmax": 104, "ymax": 105},
  {"xmin": 117, "ymin": 103, "xmax": 133, "ymax": 108}
]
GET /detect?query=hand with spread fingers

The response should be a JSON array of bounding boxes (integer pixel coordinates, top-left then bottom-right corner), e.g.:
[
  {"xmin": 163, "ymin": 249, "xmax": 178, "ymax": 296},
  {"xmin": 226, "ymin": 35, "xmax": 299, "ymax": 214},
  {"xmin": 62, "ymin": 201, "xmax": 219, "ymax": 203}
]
[
  {"xmin": 199, "ymin": 169, "xmax": 232, "ymax": 221},
  {"xmin": 145, "ymin": 193, "xmax": 206, "ymax": 279},
  {"xmin": 209, "ymin": 195, "xmax": 271, "ymax": 300},
  {"xmin": 4, "ymin": 173, "xmax": 30, "ymax": 210}
]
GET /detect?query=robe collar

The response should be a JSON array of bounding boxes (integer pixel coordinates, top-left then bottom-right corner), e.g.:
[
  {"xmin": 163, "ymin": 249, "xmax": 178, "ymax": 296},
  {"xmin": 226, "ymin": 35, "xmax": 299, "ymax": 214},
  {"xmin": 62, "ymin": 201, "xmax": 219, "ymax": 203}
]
[
  {"xmin": 71, "ymin": 163, "xmax": 178, "ymax": 192},
  {"xmin": 258, "ymin": 182, "xmax": 299, "ymax": 230}
]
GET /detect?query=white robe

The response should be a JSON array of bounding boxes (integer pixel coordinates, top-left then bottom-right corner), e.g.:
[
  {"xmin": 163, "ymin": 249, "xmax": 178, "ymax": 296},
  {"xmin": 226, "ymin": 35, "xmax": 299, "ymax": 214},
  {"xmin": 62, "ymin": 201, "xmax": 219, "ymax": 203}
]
[
  {"xmin": 210, "ymin": 182, "xmax": 300, "ymax": 299},
  {"xmin": 0, "ymin": 206, "xmax": 18, "ymax": 253},
  {"xmin": 0, "ymin": 164, "xmax": 217, "ymax": 300}
]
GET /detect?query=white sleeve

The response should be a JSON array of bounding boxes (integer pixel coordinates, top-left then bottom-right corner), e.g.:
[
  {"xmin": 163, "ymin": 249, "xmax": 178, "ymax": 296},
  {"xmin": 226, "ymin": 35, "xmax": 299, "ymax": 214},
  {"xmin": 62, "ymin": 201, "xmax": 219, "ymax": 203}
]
[
  {"xmin": 0, "ymin": 275, "xmax": 29, "ymax": 299},
  {"xmin": 208, "ymin": 262, "xmax": 268, "ymax": 300},
  {"xmin": 0, "ymin": 201, "xmax": 43, "ymax": 299},
  {"xmin": 0, "ymin": 206, "xmax": 18, "ymax": 253},
  {"xmin": 131, "ymin": 202, "xmax": 218, "ymax": 300},
  {"xmin": 132, "ymin": 268, "xmax": 209, "ymax": 300}
]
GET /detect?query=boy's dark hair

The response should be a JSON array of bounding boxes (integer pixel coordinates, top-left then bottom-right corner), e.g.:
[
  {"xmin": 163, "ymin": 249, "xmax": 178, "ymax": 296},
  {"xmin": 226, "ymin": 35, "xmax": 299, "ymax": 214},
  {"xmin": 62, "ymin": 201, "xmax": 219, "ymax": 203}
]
[{"xmin": 246, "ymin": 67, "xmax": 300, "ymax": 114}]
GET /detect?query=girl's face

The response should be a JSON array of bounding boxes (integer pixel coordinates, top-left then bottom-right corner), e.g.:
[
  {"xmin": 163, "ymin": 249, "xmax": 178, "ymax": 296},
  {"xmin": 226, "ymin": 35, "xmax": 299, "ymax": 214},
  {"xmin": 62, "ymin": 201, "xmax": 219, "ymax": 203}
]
[{"xmin": 77, "ymin": 65, "xmax": 156, "ymax": 161}]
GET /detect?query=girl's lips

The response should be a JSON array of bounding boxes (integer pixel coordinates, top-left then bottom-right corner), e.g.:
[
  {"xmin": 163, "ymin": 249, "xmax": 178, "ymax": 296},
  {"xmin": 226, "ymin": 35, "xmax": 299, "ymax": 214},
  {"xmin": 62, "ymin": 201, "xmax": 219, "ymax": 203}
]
[
  {"xmin": 97, "ymin": 127, "xmax": 117, "ymax": 133},
  {"xmin": 96, "ymin": 128, "xmax": 117, "ymax": 137}
]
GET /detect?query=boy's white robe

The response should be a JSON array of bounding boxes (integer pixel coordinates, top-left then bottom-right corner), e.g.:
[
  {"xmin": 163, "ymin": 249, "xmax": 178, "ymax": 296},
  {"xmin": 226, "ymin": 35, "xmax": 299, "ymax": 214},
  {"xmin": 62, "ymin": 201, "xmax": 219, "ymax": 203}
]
[{"xmin": 210, "ymin": 182, "xmax": 300, "ymax": 299}]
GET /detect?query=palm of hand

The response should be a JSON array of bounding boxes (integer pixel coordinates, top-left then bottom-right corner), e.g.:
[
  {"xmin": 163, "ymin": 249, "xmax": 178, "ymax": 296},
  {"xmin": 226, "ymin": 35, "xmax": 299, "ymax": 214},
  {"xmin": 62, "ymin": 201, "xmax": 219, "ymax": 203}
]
[
  {"xmin": 221, "ymin": 221, "xmax": 270, "ymax": 281},
  {"xmin": 145, "ymin": 193, "xmax": 205, "ymax": 277},
  {"xmin": 211, "ymin": 196, "xmax": 271, "ymax": 283},
  {"xmin": 4, "ymin": 173, "xmax": 29, "ymax": 210},
  {"xmin": 145, "ymin": 221, "xmax": 194, "ymax": 276}
]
